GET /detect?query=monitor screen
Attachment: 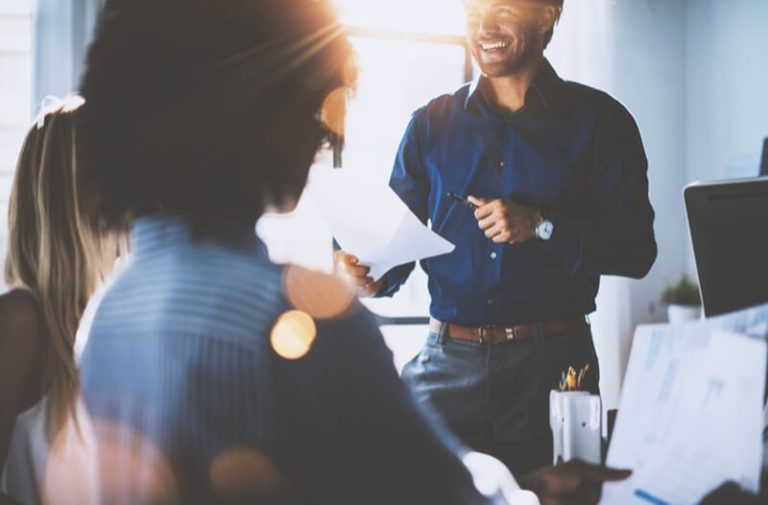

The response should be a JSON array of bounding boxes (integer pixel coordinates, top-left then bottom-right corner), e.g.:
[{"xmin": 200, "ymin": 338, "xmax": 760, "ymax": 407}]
[
  {"xmin": 685, "ymin": 177, "xmax": 768, "ymax": 317},
  {"xmin": 761, "ymin": 137, "xmax": 768, "ymax": 176}
]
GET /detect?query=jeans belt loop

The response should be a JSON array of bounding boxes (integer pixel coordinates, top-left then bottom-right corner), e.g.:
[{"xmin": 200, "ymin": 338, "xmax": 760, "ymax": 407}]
[
  {"xmin": 438, "ymin": 320, "xmax": 449, "ymax": 344},
  {"xmin": 478, "ymin": 326, "xmax": 487, "ymax": 345}
]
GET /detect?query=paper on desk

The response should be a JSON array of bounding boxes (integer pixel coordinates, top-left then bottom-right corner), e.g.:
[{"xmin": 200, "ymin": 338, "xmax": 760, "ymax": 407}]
[
  {"xmin": 306, "ymin": 168, "xmax": 455, "ymax": 281},
  {"xmin": 602, "ymin": 303, "xmax": 768, "ymax": 505}
]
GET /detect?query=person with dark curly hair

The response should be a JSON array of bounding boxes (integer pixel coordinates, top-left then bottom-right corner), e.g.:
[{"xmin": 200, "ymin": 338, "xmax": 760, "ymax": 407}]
[{"xmin": 76, "ymin": 0, "xmax": 631, "ymax": 504}]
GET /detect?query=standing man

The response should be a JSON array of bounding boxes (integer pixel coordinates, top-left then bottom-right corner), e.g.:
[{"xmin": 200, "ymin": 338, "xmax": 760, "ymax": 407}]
[{"xmin": 337, "ymin": 0, "xmax": 657, "ymax": 475}]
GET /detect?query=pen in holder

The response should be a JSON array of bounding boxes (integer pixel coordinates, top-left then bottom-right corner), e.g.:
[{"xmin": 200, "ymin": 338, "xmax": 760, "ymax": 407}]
[{"xmin": 550, "ymin": 364, "xmax": 601, "ymax": 465}]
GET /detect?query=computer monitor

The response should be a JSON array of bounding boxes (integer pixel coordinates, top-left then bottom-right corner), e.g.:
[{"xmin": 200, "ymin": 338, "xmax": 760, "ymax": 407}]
[
  {"xmin": 761, "ymin": 137, "xmax": 768, "ymax": 176},
  {"xmin": 685, "ymin": 176, "xmax": 768, "ymax": 317}
]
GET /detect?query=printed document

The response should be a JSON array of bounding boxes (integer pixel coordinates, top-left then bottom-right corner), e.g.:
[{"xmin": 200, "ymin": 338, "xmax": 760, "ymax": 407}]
[
  {"xmin": 602, "ymin": 304, "xmax": 768, "ymax": 504},
  {"xmin": 307, "ymin": 168, "xmax": 455, "ymax": 281}
]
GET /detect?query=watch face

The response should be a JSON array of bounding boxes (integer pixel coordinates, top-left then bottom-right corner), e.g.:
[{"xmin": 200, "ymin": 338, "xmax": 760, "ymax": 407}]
[{"xmin": 537, "ymin": 220, "xmax": 554, "ymax": 240}]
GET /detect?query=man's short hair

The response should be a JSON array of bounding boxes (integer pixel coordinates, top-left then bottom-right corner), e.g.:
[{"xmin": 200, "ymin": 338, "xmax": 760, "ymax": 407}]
[
  {"xmin": 541, "ymin": 0, "xmax": 564, "ymax": 49},
  {"xmin": 79, "ymin": 0, "xmax": 354, "ymax": 232}
]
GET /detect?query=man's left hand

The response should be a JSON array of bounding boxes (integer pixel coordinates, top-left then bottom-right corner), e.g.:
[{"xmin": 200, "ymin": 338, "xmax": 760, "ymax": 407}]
[{"xmin": 468, "ymin": 196, "xmax": 541, "ymax": 244}]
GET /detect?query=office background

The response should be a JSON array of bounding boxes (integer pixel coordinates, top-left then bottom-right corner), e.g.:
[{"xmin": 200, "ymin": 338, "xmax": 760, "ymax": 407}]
[{"xmin": 0, "ymin": 0, "xmax": 766, "ymax": 414}]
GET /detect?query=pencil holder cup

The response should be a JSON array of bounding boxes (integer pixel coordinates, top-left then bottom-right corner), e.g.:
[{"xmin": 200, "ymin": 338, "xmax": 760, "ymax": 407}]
[{"xmin": 549, "ymin": 390, "xmax": 602, "ymax": 465}]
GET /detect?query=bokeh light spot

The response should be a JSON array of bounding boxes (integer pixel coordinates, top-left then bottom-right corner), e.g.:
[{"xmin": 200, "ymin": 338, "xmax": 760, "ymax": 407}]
[
  {"xmin": 209, "ymin": 448, "xmax": 289, "ymax": 500},
  {"xmin": 283, "ymin": 265, "xmax": 357, "ymax": 320},
  {"xmin": 270, "ymin": 310, "xmax": 317, "ymax": 360},
  {"xmin": 91, "ymin": 418, "xmax": 179, "ymax": 505},
  {"xmin": 319, "ymin": 86, "xmax": 350, "ymax": 137},
  {"xmin": 43, "ymin": 403, "xmax": 99, "ymax": 505}
]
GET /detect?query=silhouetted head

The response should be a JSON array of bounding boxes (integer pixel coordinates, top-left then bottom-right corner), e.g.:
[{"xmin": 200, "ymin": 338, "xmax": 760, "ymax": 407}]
[{"xmin": 79, "ymin": 0, "xmax": 356, "ymax": 233}]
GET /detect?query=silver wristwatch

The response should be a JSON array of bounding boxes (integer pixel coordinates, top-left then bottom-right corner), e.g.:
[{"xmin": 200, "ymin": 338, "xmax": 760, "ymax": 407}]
[{"xmin": 535, "ymin": 214, "xmax": 554, "ymax": 241}]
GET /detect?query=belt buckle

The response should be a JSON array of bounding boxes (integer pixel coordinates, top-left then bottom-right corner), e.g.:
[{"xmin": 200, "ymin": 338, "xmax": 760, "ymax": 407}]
[
  {"xmin": 477, "ymin": 326, "xmax": 489, "ymax": 344},
  {"xmin": 477, "ymin": 325, "xmax": 498, "ymax": 345}
]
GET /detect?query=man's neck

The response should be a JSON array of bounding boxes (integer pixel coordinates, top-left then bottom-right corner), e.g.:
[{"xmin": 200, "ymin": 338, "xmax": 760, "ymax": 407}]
[{"xmin": 484, "ymin": 56, "xmax": 543, "ymax": 114}]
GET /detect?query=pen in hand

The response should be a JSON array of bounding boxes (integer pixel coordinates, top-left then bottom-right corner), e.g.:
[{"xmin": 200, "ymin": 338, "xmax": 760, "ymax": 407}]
[{"xmin": 446, "ymin": 192, "xmax": 479, "ymax": 210}]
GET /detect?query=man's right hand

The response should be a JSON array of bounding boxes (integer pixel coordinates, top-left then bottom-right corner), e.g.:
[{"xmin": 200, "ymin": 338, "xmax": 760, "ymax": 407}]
[
  {"xmin": 334, "ymin": 251, "xmax": 386, "ymax": 297},
  {"xmin": 518, "ymin": 459, "xmax": 631, "ymax": 505}
]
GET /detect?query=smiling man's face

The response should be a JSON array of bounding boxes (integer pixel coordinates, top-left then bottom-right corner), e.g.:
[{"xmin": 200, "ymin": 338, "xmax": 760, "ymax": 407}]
[{"xmin": 465, "ymin": 0, "xmax": 549, "ymax": 77}]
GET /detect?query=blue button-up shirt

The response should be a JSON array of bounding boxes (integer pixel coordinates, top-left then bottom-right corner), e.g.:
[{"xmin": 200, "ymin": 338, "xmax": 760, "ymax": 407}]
[{"xmin": 381, "ymin": 60, "xmax": 657, "ymax": 326}]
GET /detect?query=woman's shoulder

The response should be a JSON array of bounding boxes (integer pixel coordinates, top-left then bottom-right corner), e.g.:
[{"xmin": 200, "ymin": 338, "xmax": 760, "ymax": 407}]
[{"xmin": 0, "ymin": 288, "xmax": 46, "ymax": 359}]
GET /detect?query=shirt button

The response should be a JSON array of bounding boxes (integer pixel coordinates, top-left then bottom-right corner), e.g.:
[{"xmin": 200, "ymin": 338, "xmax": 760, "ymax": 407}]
[
  {"xmin": 487, "ymin": 298, "xmax": 494, "ymax": 305},
  {"xmin": 499, "ymin": 161, "xmax": 505, "ymax": 168},
  {"xmin": 490, "ymin": 252, "xmax": 498, "ymax": 260}
]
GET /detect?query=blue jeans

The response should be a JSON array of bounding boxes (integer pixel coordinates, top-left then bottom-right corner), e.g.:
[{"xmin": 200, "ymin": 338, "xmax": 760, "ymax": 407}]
[{"xmin": 402, "ymin": 321, "xmax": 600, "ymax": 476}]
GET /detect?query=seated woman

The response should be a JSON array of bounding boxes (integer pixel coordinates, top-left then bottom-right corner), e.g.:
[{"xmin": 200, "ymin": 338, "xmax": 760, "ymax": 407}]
[{"xmin": 0, "ymin": 98, "xmax": 117, "ymax": 505}]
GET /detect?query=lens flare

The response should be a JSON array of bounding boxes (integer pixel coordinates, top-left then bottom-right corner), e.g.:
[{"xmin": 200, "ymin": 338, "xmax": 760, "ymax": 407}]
[
  {"xmin": 319, "ymin": 86, "xmax": 351, "ymax": 137},
  {"xmin": 210, "ymin": 448, "xmax": 290, "ymax": 500},
  {"xmin": 282, "ymin": 265, "xmax": 357, "ymax": 320},
  {"xmin": 270, "ymin": 310, "xmax": 317, "ymax": 360},
  {"xmin": 91, "ymin": 419, "xmax": 179, "ymax": 504},
  {"xmin": 43, "ymin": 402, "xmax": 99, "ymax": 505}
]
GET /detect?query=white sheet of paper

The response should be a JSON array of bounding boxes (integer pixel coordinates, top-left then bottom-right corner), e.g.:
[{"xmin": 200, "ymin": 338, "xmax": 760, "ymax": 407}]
[
  {"xmin": 602, "ymin": 303, "xmax": 768, "ymax": 505},
  {"xmin": 306, "ymin": 168, "xmax": 455, "ymax": 281}
]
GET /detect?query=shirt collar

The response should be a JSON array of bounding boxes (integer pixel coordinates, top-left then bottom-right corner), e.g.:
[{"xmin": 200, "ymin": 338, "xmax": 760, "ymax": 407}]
[
  {"xmin": 131, "ymin": 215, "xmax": 266, "ymax": 258},
  {"xmin": 464, "ymin": 58, "xmax": 561, "ymax": 113}
]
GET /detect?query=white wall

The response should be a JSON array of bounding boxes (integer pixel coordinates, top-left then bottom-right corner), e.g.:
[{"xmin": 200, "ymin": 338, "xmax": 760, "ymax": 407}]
[
  {"xmin": 33, "ymin": 0, "xmax": 102, "ymax": 106},
  {"xmin": 0, "ymin": 0, "xmax": 34, "ymax": 290},
  {"xmin": 548, "ymin": 0, "xmax": 689, "ymax": 411},
  {"xmin": 685, "ymin": 1, "xmax": 768, "ymax": 183},
  {"xmin": 545, "ymin": 0, "xmax": 768, "ymax": 412}
]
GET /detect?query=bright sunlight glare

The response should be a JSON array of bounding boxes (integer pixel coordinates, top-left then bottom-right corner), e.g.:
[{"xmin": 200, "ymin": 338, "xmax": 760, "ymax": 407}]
[{"xmin": 334, "ymin": 0, "xmax": 466, "ymax": 35}]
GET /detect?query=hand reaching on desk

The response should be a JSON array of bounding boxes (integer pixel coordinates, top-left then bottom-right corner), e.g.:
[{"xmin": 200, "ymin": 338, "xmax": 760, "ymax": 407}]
[
  {"xmin": 334, "ymin": 251, "xmax": 385, "ymax": 297},
  {"xmin": 698, "ymin": 482, "xmax": 764, "ymax": 505},
  {"xmin": 518, "ymin": 459, "xmax": 631, "ymax": 505}
]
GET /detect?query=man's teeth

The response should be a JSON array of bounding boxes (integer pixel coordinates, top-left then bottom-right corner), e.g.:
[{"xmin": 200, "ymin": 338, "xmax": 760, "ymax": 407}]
[{"xmin": 481, "ymin": 41, "xmax": 509, "ymax": 50}]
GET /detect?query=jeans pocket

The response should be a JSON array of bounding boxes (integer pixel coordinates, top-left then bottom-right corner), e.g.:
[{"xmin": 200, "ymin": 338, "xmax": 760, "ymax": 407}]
[{"xmin": 401, "ymin": 333, "xmax": 441, "ymax": 383}]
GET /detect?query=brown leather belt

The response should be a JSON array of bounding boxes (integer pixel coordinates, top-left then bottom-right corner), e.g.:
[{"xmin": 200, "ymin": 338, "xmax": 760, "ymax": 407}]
[{"xmin": 429, "ymin": 318, "xmax": 585, "ymax": 345}]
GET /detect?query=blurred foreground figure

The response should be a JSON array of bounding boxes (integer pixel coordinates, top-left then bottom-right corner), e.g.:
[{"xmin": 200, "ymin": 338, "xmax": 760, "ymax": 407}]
[
  {"xmin": 1, "ymin": 98, "xmax": 117, "ymax": 505},
  {"xmin": 77, "ymin": 0, "xmax": 628, "ymax": 504}
]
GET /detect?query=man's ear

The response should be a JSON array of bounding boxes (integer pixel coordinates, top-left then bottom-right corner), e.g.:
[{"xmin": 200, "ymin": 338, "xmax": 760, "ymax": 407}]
[{"xmin": 538, "ymin": 5, "xmax": 558, "ymax": 37}]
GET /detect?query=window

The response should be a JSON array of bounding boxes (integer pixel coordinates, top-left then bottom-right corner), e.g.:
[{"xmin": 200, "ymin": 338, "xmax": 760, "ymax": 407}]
[
  {"xmin": 0, "ymin": 0, "xmax": 34, "ymax": 286},
  {"xmin": 5, "ymin": 0, "xmax": 470, "ymax": 365},
  {"xmin": 256, "ymin": 0, "xmax": 472, "ymax": 367},
  {"xmin": 335, "ymin": 0, "xmax": 466, "ymax": 36}
]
